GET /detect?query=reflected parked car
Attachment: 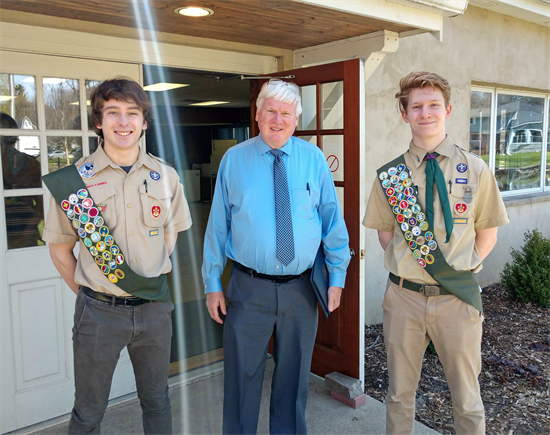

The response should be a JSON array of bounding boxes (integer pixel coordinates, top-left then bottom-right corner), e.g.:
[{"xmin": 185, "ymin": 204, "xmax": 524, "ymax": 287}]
[{"xmin": 48, "ymin": 150, "xmax": 66, "ymax": 158}]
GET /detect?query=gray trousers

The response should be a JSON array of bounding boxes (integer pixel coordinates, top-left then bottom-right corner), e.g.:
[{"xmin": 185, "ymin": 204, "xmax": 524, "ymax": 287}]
[
  {"xmin": 223, "ymin": 266, "xmax": 319, "ymax": 435},
  {"xmin": 69, "ymin": 289, "xmax": 174, "ymax": 434}
]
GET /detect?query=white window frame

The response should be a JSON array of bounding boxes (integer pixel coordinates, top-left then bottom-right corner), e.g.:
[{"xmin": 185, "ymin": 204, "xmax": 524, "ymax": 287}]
[{"xmin": 471, "ymin": 85, "xmax": 549, "ymax": 197}]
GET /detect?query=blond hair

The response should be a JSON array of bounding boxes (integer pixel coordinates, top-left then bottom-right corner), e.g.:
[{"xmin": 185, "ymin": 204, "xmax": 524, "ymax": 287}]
[{"xmin": 395, "ymin": 71, "xmax": 451, "ymax": 112}]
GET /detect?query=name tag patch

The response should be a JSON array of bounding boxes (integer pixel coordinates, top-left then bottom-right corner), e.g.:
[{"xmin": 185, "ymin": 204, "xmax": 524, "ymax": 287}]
[
  {"xmin": 149, "ymin": 229, "xmax": 159, "ymax": 237},
  {"xmin": 455, "ymin": 178, "xmax": 468, "ymax": 184},
  {"xmin": 453, "ymin": 218, "xmax": 468, "ymax": 224}
]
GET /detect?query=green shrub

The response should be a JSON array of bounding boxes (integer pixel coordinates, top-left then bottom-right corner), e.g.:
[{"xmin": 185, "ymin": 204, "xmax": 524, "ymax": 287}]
[{"xmin": 500, "ymin": 229, "xmax": 550, "ymax": 307}]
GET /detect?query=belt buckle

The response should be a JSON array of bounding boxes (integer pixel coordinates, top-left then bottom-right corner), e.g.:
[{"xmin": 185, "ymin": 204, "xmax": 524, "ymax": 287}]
[
  {"xmin": 420, "ymin": 285, "xmax": 440, "ymax": 297},
  {"xmin": 124, "ymin": 297, "xmax": 139, "ymax": 307}
]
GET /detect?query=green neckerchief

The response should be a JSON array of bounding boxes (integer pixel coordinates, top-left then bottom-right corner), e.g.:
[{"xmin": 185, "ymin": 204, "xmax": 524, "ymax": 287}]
[{"xmin": 424, "ymin": 152, "xmax": 453, "ymax": 243}]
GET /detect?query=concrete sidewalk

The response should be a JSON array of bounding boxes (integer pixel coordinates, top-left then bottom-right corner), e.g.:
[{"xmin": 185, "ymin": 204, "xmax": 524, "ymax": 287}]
[{"xmin": 32, "ymin": 359, "xmax": 440, "ymax": 435}]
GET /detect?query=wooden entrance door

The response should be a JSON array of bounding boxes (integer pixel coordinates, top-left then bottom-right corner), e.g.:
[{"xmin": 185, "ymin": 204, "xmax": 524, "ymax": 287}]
[{"xmin": 251, "ymin": 59, "xmax": 363, "ymax": 379}]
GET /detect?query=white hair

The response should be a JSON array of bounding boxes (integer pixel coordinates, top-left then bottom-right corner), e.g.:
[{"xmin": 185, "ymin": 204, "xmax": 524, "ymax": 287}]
[{"xmin": 256, "ymin": 79, "xmax": 302, "ymax": 116}]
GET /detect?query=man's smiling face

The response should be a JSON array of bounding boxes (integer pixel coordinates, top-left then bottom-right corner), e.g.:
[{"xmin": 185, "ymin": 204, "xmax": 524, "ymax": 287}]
[
  {"xmin": 96, "ymin": 99, "xmax": 147, "ymax": 153},
  {"xmin": 256, "ymin": 97, "xmax": 299, "ymax": 149}
]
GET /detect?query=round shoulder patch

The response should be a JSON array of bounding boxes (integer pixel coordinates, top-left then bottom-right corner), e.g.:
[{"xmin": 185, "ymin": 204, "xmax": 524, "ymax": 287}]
[
  {"xmin": 150, "ymin": 170, "xmax": 161, "ymax": 181},
  {"xmin": 78, "ymin": 162, "xmax": 97, "ymax": 179}
]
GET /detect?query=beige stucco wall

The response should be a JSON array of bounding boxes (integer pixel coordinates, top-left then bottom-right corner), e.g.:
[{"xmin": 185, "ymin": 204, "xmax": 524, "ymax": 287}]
[{"xmin": 363, "ymin": 6, "xmax": 550, "ymax": 325}]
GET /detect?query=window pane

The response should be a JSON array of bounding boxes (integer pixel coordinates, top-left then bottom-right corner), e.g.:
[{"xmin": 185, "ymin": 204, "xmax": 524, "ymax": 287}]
[
  {"xmin": 43, "ymin": 78, "xmax": 81, "ymax": 130},
  {"xmin": 322, "ymin": 81, "xmax": 343, "ymax": 130},
  {"xmin": 5, "ymin": 195, "xmax": 45, "ymax": 249},
  {"xmin": 322, "ymin": 135, "xmax": 344, "ymax": 182},
  {"xmin": 0, "ymin": 74, "xmax": 39, "ymax": 129},
  {"xmin": 89, "ymin": 136, "xmax": 100, "ymax": 154},
  {"xmin": 47, "ymin": 136, "xmax": 82, "ymax": 173},
  {"xmin": 336, "ymin": 186, "xmax": 344, "ymax": 214},
  {"xmin": 295, "ymin": 135, "xmax": 317, "ymax": 146},
  {"xmin": 1, "ymin": 135, "xmax": 42, "ymax": 189},
  {"xmin": 469, "ymin": 91, "xmax": 491, "ymax": 164},
  {"xmin": 495, "ymin": 94, "xmax": 544, "ymax": 192},
  {"xmin": 298, "ymin": 85, "xmax": 316, "ymax": 130},
  {"xmin": 85, "ymin": 80, "xmax": 101, "ymax": 131}
]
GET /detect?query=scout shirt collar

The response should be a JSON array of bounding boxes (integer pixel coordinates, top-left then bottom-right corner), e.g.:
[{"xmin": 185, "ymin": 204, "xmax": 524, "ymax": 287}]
[
  {"xmin": 408, "ymin": 135, "xmax": 454, "ymax": 168},
  {"xmin": 90, "ymin": 143, "xmax": 158, "ymax": 174},
  {"xmin": 255, "ymin": 133, "xmax": 293, "ymax": 156}
]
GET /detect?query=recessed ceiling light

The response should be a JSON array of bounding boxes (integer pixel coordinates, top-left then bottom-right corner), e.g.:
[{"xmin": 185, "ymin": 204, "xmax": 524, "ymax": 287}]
[
  {"xmin": 175, "ymin": 6, "xmax": 214, "ymax": 17},
  {"xmin": 189, "ymin": 101, "xmax": 230, "ymax": 106},
  {"xmin": 0, "ymin": 96, "xmax": 15, "ymax": 101},
  {"xmin": 144, "ymin": 83, "xmax": 189, "ymax": 92}
]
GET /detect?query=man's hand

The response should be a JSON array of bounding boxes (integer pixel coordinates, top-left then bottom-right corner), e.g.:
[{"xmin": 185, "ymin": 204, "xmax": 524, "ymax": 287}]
[
  {"xmin": 49, "ymin": 243, "xmax": 79, "ymax": 294},
  {"xmin": 328, "ymin": 286, "xmax": 343, "ymax": 312},
  {"xmin": 206, "ymin": 292, "xmax": 227, "ymax": 324}
]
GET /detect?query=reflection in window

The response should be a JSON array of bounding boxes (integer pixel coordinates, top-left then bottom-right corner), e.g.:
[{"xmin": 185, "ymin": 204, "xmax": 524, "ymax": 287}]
[
  {"xmin": 86, "ymin": 80, "xmax": 101, "ymax": 130},
  {"xmin": 296, "ymin": 135, "xmax": 317, "ymax": 146},
  {"xmin": 47, "ymin": 136, "xmax": 82, "ymax": 173},
  {"xmin": 4, "ymin": 195, "xmax": 45, "ymax": 249},
  {"xmin": 495, "ymin": 94, "xmax": 544, "ymax": 192},
  {"xmin": 1, "ymin": 133, "xmax": 42, "ymax": 190},
  {"xmin": 322, "ymin": 82, "xmax": 343, "ymax": 130},
  {"xmin": 89, "ymin": 136, "xmax": 100, "ymax": 154},
  {"xmin": 298, "ymin": 85, "xmax": 316, "ymax": 131},
  {"xmin": 43, "ymin": 77, "xmax": 81, "ymax": 130},
  {"xmin": 469, "ymin": 91, "xmax": 491, "ymax": 164},
  {"xmin": 0, "ymin": 74, "xmax": 39, "ymax": 129}
]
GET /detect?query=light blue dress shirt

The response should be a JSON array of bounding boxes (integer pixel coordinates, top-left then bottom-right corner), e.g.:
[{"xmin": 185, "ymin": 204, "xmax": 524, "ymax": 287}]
[{"xmin": 202, "ymin": 135, "xmax": 350, "ymax": 294}]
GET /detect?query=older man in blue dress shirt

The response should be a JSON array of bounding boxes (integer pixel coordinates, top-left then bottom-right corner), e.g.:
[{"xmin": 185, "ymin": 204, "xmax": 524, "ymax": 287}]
[{"xmin": 202, "ymin": 79, "xmax": 350, "ymax": 435}]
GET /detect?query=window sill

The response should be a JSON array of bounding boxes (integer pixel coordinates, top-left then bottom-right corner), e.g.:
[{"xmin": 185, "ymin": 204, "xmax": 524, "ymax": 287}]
[{"xmin": 503, "ymin": 191, "xmax": 550, "ymax": 207}]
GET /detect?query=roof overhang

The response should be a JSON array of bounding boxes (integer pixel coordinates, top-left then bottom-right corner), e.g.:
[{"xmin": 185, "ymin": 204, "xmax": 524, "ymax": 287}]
[{"xmin": 470, "ymin": 0, "xmax": 550, "ymax": 27}]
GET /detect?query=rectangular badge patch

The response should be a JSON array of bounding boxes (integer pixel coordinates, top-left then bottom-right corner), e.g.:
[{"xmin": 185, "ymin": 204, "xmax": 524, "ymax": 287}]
[
  {"xmin": 455, "ymin": 178, "xmax": 468, "ymax": 184},
  {"xmin": 149, "ymin": 229, "xmax": 159, "ymax": 237},
  {"xmin": 453, "ymin": 218, "xmax": 468, "ymax": 224}
]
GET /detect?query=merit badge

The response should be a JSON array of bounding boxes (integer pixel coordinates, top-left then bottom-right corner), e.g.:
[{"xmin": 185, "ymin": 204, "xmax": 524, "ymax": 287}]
[
  {"xmin": 425, "ymin": 231, "xmax": 434, "ymax": 241},
  {"xmin": 401, "ymin": 223, "xmax": 409, "ymax": 232},
  {"xmin": 105, "ymin": 235, "xmax": 114, "ymax": 246},
  {"xmin": 396, "ymin": 192, "xmax": 405, "ymax": 201},
  {"xmin": 379, "ymin": 172, "xmax": 388, "ymax": 180},
  {"xmin": 74, "ymin": 204, "xmax": 83, "ymax": 215},
  {"xmin": 69, "ymin": 194, "xmax": 78, "ymax": 205},
  {"xmin": 66, "ymin": 209, "xmax": 75, "ymax": 219},
  {"xmin": 88, "ymin": 207, "xmax": 99, "ymax": 218},
  {"xmin": 463, "ymin": 187, "xmax": 473, "ymax": 204},
  {"xmin": 388, "ymin": 196, "xmax": 397, "ymax": 206},
  {"xmin": 386, "ymin": 187, "xmax": 395, "ymax": 196},
  {"xmin": 390, "ymin": 175, "xmax": 399, "ymax": 185},
  {"xmin": 90, "ymin": 246, "xmax": 99, "ymax": 256},
  {"xmin": 425, "ymin": 255, "xmax": 435, "ymax": 265},
  {"xmin": 409, "ymin": 240, "xmax": 417, "ymax": 250},
  {"xmin": 396, "ymin": 214, "xmax": 405, "ymax": 224},
  {"xmin": 78, "ymin": 162, "xmax": 96, "ymax": 179},
  {"xmin": 456, "ymin": 163, "xmax": 467, "ymax": 173},
  {"xmin": 418, "ymin": 258, "xmax": 426, "ymax": 268},
  {"xmin": 428, "ymin": 240, "xmax": 437, "ymax": 251},
  {"xmin": 101, "ymin": 265, "xmax": 109, "ymax": 275},
  {"xmin": 399, "ymin": 171, "xmax": 408, "ymax": 181},
  {"xmin": 403, "ymin": 209, "xmax": 413, "ymax": 219},
  {"xmin": 388, "ymin": 167, "xmax": 397, "ymax": 176},
  {"xmin": 97, "ymin": 241, "xmax": 106, "ymax": 252},
  {"xmin": 110, "ymin": 246, "xmax": 120, "ymax": 255},
  {"xmin": 408, "ymin": 196, "xmax": 417, "ymax": 205},
  {"xmin": 455, "ymin": 203, "xmax": 467, "ymax": 214},
  {"xmin": 416, "ymin": 212, "xmax": 425, "ymax": 221},
  {"xmin": 397, "ymin": 164, "xmax": 405, "ymax": 172},
  {"xmin": 412, "ymin": 226, "xmax": 422, "ymax": 236},
  {"xmin": 419, "ymin": 221, "xmax": 429, "ymax": 231},
  {"xmin": 108, "ymin": 260, "xmax": 117, "ymax": 269},
  {"xmin": 79, "ymin": 214, "xmax": 89, "ymax": 224},
  {"xmin": 83, "ymin": 238, "xmax": 92, "ymax": 248},
  {"xmin": 404, "ymin": 187, "xmax": 414, "ymax": 197},
  {"xmin": 411, "ymin": 205, "xmax": 421, "ymax": 214},
  {"xmin": 150, "ymin": 170, "xmax": 161, "ymax": 181},
  {"xmin": 456, "ymin": 178, "xmax": 467, "ymax": 184},
  {"xmin": 404, "ymin": 231, "xmax": 413, "ymax": 241},
  {"xmin": 61, "ymin": 200, "xmax": 70, "ymax": 210},
  {"xmin": 403, "ymin": 178, "xmax": 412, "ymax": 188},
  {"xmin": 394, "ymin": 183, "xmax": 404, "ymax": 193},
  {"xmin": 413, "ymin": 249, "xmax": 421, "ymax": 259},
  {"xmin": 103, "ymin": 251, "xmax": 112, "ymax": 261},
  {"xmin": 77, "ymin": 228, "xmax": 87, "ymax": 238},
  {"xmin": 82, "ymin": 198, "xmax": 93, "ymax": 209},
  {"xmin": 108, "ymin": 274, "xmax": 118, "ymax": 283},
  {"xmin": 399, "ymin": 200, "xmax": 408, "ymax": 210},
  {"xmin": 408, "ymin": 217, "xmax": 417, "ymax": 226},
  {"xmin": 99, "ymin": 226, "xmax": 109, "ymax": 236},
  {"xmin": 151, "ymin": 203, "xmax": 161, "ymax": 219},
  {"xmin": 382, "ymin": 179, "xmax": 391, "ymax": 189},
  {"xmin": 416, "ymin": 236, "xmax": 425, "ymax": 245},
  {"xmin": 420, "ymin": 245, "xmax": 430, "ymax": 256},
  {"xmin": 97, "ymin": 204, "xmax": 107, "ymax": 214},
  {"xmin": 85, "ymin": 223, "xmax": 95, "ymax": 233},
  {"xmin": 115, "ymin": 270, "xmax": 125, "ymax": 280},
  {"xmin": 93, "ymin": 216, "xmax": 103, "ymax": 227},
  {"xmin": 95, "ymin": 256, "xmax": 104, "ymax": 266},
  {"xmin": 72, "ymin": 219, "xmax": 80, "ymax": 229},
  {"xmin": 392, "ymin": 205, "xmax": 400, "ymax": 214},
  {"xmin": 91, "ymin": 232, "xmax": 101, "ymax": 243},
  {"xmin": 115, "ymin": 254, "xmax": 124, "ymax": 265},
  {"xmin": 77, "ymin": 189, "xmax": 88, "ymax": 199}
]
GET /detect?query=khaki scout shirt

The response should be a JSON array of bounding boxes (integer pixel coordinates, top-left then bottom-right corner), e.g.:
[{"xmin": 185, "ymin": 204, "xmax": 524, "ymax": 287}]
[
  {"xmin": 363, "ymin": 136, "xmax": 509, "ymax": 285},
  {"xmin": 43, "ymin": 145, "xmax": 192, "ymax": 297}
]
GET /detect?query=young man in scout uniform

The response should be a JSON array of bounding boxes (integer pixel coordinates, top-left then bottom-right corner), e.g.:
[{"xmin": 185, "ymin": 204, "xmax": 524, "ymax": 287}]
[
  {"xmin": 363, "ymin": 71, "xmax": 509, "ymax": 435},
  {"xmin": 43, "ymin": 78, "xmax": 192, "ymax": 434}
]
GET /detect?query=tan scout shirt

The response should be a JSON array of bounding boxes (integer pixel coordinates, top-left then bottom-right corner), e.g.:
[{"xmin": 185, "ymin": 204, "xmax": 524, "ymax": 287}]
[
  {"xmin": 43, "ymin": 145, "xmax": 192, "ymax": 297},
  {"xmin": 363, "ymin": 137, "xmax": 509, "ymax": 285}
]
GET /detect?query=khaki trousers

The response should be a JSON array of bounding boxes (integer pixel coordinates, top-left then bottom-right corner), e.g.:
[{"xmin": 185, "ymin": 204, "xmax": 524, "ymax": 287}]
[{"xmin": 382, "ymin": 278, "xmax": 485, "ymax": 435}]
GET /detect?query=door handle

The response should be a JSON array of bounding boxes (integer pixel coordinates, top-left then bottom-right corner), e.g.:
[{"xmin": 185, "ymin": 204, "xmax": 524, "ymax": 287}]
[{"xmin": 350, "ymin": 248, "xmax": 355, "ymax": 259}]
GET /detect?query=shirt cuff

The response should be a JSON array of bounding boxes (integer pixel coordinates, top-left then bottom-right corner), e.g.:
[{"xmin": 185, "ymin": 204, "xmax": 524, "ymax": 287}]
[
  {"xmin": 42, "ymin": 228, "xmax": 78, "ymax": 244},
  {"xmin": 165, "ymin": 217, "xmax": 192, "ymax": 234},
  {"xmin": 362, "ymin": 218, "xmax": 394, "ymax": 232},
  {"xmin": 204, "ymin": 277, "xmax": 223, "ymax": 294},
  {"xmin": 328, "ymin": 272, "xmax": 347, "ymax": 289}
]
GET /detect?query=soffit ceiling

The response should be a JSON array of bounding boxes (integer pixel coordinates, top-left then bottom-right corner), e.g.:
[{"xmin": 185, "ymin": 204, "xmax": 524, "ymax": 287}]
[{"xmin": 0, "ymin": 0, "xmax": 416, "ymax": 50}]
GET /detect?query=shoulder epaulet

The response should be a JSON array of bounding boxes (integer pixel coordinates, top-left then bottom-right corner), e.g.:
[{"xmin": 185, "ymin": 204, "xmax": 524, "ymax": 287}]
[
  {"xmin": 467, "ymin": 150, "xmax": 482, "ymax": 159},
  {"xmin": 148, "ymin": 153, "xmax": 174, "ymax": 169}
]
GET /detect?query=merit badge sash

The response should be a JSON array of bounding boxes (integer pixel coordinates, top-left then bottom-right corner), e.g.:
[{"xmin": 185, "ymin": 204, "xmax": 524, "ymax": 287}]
[
  {"xmin": 42, "ymin": 165, "xmax": 171, "ymax": 302},
  {"xmin": 377, "ymin": 154, "xmax": 482, "ymax": 313}
]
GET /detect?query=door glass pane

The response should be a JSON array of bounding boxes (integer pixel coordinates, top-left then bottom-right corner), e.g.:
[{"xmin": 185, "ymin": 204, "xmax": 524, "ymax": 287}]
[
  {"xmin": 43, "ymin": 78, "xmax": 81, "ymax": 130},
  {"xmin": 298, "ymin": 85, "xmax": 316, "ymax": 131},
  {"xmin": 322, "ymin": 135, "xmax": 344, "ymax": 182},
  {"xmin": 469, "ymin": 91, "xmax": 491, "ymax": 164},
  {"xmin": 86, "ymin": 80, "xmax": 101, "ymax": 131},
  {"xmin": 5, "ymin": 195, "xmax": 45, "ymax": 249},
  {"xmin": 322, "ymin": 81, "xmax": 343, "ymax": 130},
  {"xmin": 495, "ymin": 94, "xmax": 544, "ymax": 192},
  {"xmin": 295, "ymin": 135, "xmax": 317, "ymax": 146},
  {"xmin": 89, "ymin": 136, "xmax": 100, "ymax": 154},
  {"xmin": 47, "ymin": 136, "xmax": 82, "ymax": 173},
  {"xmin": 2, "ymin": 135, "xmax": 42, "ymax": 189},
  {"xmin": 0, "ymin": 74, "xmax": 39, "ymax": 129},
  {"xmin": 336, "ymin": 186, "xmax": 344, "ymax": 213}
]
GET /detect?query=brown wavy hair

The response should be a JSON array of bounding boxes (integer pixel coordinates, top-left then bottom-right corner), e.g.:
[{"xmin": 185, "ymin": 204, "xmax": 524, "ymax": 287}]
[{"xmin": 395, "ymin": 71, "xmax": 451, "ymax": 112}]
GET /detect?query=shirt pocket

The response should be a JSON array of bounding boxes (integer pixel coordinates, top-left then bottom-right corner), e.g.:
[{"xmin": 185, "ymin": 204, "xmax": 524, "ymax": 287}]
[
  {"xmin": 449, "ymin": 184, "xmax": 476, "ymax": 219},
  {"xmin": 90, "ymin": 185, "xmax": 118, "ymax": 229},
  {"xmin": 140, "ymin": 184, "xmax": 172, "ymax": 228},
  {"xmin": 292, "ymin": 188, "xmax": 319, "ymax": 221}
]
